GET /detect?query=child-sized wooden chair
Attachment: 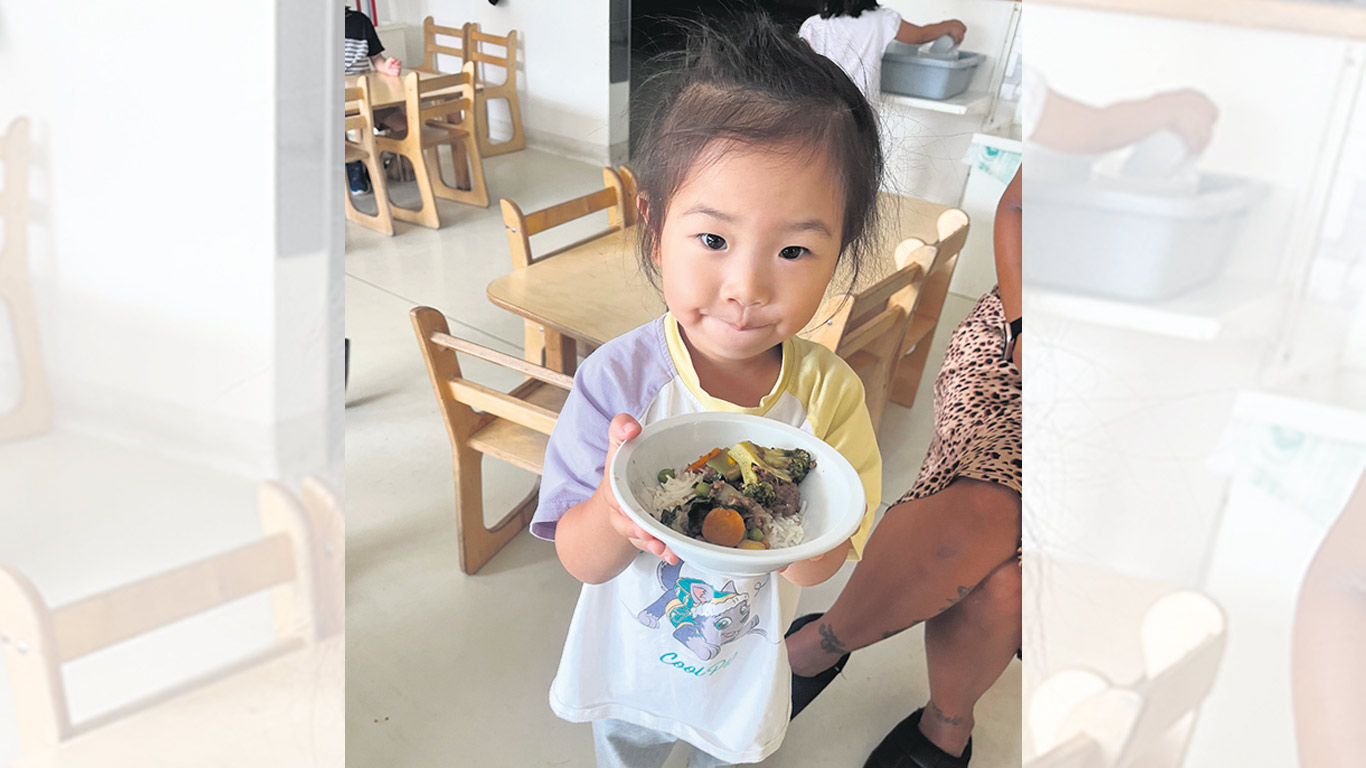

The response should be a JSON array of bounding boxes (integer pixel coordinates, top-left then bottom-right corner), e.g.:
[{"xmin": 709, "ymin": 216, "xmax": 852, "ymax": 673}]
[
  {"xmin": 807, "ymin": 243, "xmax": 933, "ymax": 431},
  {"xmin": 887, "ymin": 208, "xmax": 969, "ymax": 410},
  {"xmin": 412, "ymin": 307, "xmax": 574, "ymax": 575},
  {"xmin": 0, "ymin": 116, "xmax": 53, "ymax": 442},
  {"xmin": 0, "ymin": 478, "xmax": 343, "ymax": 755},
  {"xmin": 373, "ymin": 64, "xmax": 489, "ymax": 229},
  {"xmin": 500, "ymin": 169, "xmax": 629, "ymax": 367},
  {"xmin": 344, "ymin": 79, "xmax": 395, "ymax": 235},
  {"xmin": 466, "ymin": 24, "xmax": 526, "ymax": 157}
]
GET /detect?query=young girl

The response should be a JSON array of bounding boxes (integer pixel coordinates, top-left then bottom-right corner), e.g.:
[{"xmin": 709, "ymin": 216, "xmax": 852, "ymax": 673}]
[
  {"xmin": 529, "ymin": 17, "xmax": 885, "ymax": 768},
  {"xmin": 799, "ymin": 1, "xmax": 967, "ymax": 103}
]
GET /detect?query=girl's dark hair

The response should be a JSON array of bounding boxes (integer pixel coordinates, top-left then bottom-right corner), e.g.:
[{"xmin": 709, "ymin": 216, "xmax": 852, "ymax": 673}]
[
  {"xmin": 819, "ymin": 0, "xmax": 881, "ymax": 19},
  {"xmin": 634, "ymin": 13, "xmax": 883, "ymax": 294}
]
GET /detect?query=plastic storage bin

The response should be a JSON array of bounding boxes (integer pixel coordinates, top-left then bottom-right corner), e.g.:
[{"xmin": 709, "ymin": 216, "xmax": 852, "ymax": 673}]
[
  {"xmin": 881, "ymin": 42, "xmax": 983, "ymax": 100},
  {"xmin": 1025, "ymin": 174, "xmax": 1263, "ymax": 301}
]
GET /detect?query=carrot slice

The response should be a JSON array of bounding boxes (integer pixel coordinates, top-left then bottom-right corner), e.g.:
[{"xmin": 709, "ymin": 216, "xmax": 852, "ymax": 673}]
[{"xmin": 687, "ymin": 448, "xmax": 723, "ymax": 473}]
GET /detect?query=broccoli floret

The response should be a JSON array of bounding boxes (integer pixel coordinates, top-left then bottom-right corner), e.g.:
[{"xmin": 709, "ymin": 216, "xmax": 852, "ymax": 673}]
[
  {"xmin": 742, "ymin": 481, "xmax": 775, "ymax": 506},
  {"xmin": 727, "ymin": 441, "xmax": 815, "ymax": 485}
]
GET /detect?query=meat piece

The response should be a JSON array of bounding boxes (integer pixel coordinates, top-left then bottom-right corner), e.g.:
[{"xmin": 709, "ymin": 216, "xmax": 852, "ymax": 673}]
[{"xmin": 769, "ymin": 478, "xmax": 802, "ymax": 518}]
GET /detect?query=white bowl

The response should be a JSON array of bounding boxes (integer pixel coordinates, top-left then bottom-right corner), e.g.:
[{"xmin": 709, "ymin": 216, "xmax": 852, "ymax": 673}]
[{"xmin": 609, "ymin": 412, "xmax": 866, "ymax": 576}]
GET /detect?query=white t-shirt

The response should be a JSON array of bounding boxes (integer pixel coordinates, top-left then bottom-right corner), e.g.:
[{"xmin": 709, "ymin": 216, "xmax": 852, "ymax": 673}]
[
  {"xmin": 531, "ymin": 315, "xmax": 882, "ymax": 764},
  {"xmin": 799, "ymin": 7, "xmax": 903, "ymax": 103}
]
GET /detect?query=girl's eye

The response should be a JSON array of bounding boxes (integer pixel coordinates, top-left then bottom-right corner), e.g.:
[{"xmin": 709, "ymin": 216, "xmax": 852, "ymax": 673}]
[
  {"xmin": 699, "ymin": 233, "xmax": 727, "ymax": 250},
  {"xmin": 779, "ymin": 246, "xmax": 809, "ymax": 261}
]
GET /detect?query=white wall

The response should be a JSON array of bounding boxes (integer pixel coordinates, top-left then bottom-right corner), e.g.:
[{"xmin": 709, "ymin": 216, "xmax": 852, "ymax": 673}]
[
  {"xmin": 377, "ymin": 0, "xmax": 614, "ymax": 164},
  {"xmin": 0, "ymin": 0, "xmax": 341, "ymax": 481}
]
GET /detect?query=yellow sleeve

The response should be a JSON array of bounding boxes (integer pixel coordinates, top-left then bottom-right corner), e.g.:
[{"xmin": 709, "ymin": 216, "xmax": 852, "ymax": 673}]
[{"xmin": 792, "ymin": 341, "xmax": 882, "ymax": 561}]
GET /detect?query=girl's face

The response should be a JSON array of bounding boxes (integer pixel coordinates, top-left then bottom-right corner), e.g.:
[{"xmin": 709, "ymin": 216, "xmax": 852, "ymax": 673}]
[{"xmin": 654, "ymin": 143, "xmax": 844, "ymax": 369}]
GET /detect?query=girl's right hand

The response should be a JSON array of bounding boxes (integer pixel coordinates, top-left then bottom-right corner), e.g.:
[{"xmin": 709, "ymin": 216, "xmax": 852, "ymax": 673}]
[
  {"xmin": 939, "ymin": 20, "xmax": 967, "ymax": 45},
  {"xmin": 598, "ymin": 413, "xmax": 680, "ymax": 565}
]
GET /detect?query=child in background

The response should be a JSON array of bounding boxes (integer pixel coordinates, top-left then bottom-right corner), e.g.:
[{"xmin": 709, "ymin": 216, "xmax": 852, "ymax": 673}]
[
  {"xmin": 800, "ymin": 1, "xmax": 966, "ymax": 103},
  {"xmin": 530, "ymin": 15, "xmax": 884, "ymax": 768},
  {"xmin": 344, "ymin": 5, "xmax": 405, "ymax": 193}
]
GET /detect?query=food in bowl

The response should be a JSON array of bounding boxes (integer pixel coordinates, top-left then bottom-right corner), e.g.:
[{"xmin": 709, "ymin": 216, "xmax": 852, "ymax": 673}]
[{"xmin": 645, "ymin": 441, "xmax": 814, "ymax": 550}]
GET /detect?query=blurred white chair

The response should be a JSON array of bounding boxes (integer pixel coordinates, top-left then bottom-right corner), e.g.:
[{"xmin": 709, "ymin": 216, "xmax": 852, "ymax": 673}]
[
  {"xmin": 0, "ymin": 478, "xmax": 343, "ymax": 755},
  {"xmin": 1118, "ymin": 590, "xmax": 1227, "ymax": 768},
  {"xmin": 1026, "ymin": 591, "xmax": 1226, "ymax": 768},
  {"xmin": 0, "ymin": 116, "xmax": 53, "ymax": 442}
]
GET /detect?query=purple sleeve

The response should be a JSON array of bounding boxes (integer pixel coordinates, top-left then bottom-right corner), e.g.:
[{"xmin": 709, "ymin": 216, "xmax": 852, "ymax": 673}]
[
  {"xmin": 530, "ymin": 318, "xmax": 675, "ymax": 541},
  {"xmin": 530, "ymin": 370, "xmax": 614, "ymax": 541}
]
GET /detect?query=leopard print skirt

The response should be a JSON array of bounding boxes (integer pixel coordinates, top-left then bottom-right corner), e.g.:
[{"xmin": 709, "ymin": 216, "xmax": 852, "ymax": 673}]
[{"xmin": 898, "ymin": 287, "xmax": 1021, "ymax": 504}]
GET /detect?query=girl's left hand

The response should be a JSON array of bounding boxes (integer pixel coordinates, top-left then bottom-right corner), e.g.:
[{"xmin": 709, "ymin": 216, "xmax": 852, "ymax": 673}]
[{"xmin": 381, "ymin": 57, "xmax": 402, "ymax": 76}]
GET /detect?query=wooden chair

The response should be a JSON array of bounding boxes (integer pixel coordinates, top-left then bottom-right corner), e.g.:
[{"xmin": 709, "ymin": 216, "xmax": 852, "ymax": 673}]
[
  {"xmin": 887, "ymin": 208, "xmax": 970, "ymax": 410},
  {"xmin": 466, "ymin": 24, "xmax": 526, "ymax": 157},
  {"xmin": 373, "ymin": 64, "xmax": 489, "ymax": 229},
  {"xmin": 500, "ymin": 169, "xmax": 629, "ymax": 367},
  {"xmin": 808, "ymin": 243, "xmax": 933, "ymax": 431},
  {"xmin": 344, "ymin": 79, "xmax": 395, "ymax": 235},
  {"xmin": 0, "ymin": 116, "xmax": 53, "ymax": 442},
  {"xmin": 417, "ymin": 16, "xmax": 469, "ymax": 75},
  {"xmin": 412, "ymin": 307, "xmax": 573, "ymax": 575},
  {"xmin": 1028, "ymin": 668, "xmax": 1127, "ymax": 767},
  {"xmin": 617, "ymin": 164, "xmax": 639, "ymax": 225},
  {"xmin": 0, "ymin": 478, "xmax": 343, "ymax": 754}
]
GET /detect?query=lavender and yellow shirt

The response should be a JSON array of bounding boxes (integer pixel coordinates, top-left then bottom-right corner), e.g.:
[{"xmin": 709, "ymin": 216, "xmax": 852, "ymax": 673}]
[{"xmin": 531, "ymin": 313, "xmax": 881, "ymax": 764}]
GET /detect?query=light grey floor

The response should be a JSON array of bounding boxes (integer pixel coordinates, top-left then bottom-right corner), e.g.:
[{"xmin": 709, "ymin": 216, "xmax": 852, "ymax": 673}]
[{"xmin": 344, "ymin": 148, "xmax": 1022, "ymax": 767}]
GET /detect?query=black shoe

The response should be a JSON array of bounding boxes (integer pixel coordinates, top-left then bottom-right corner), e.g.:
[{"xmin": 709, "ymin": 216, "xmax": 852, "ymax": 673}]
[
  {"xmin": 787, "ymin": 612, "xmax": 851, "ymax": 720},
  {"xmin": 864, "ymin": 709, "xmax": 972, "ymax": 768},
  {"xmin": 346, "ymin": 161, "xmax": 371, "ymax": 194}
]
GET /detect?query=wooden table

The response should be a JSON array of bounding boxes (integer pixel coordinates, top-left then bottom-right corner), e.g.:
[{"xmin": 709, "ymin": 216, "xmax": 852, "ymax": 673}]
[
  {"xmin": 486, "ymin": 192, "xmax": 956, "ymax": 374},
  {"xmin": 344, "ymin": 69, "xmax": 443, "ymax": 109},
  {"xmin": 8, "ymin": 637, "xmax": 343, "ymax": 768}
]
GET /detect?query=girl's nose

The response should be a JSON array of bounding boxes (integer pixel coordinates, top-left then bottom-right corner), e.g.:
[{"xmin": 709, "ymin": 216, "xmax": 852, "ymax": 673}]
[{"xmin": 721, "ymin": 252, "xmax": 770, "ymax": 308}]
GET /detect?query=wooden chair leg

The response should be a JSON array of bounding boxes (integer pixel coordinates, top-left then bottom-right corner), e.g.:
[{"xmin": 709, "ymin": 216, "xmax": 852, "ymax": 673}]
[
  {"xmin": 343, "ymin": 154, "xmax": 395, "ymax": 236},
  {"xmin": 478, "ymin": 92, "xmax": 526, "ymax": 157},
  {"xmin": 0, "ymin": 117, "xmax": 52, "ymax": 442},
  {"xmin": 453, "ymin": 445, "xmax": 538, "ymax": 575},
  {"xmin": 430, "ymin": 130, "xmax": 489, "ymax": 208},
  {"xmin": 889, "ymin": 330, "xmax": 938, "ymax": 409},
  {"xmin": 387, "ymin": 147, "xmax": 442, "ymax": 229},
  {"xmin": 0, "ymin": 565, "xmax": 70, "ymax": 751}
]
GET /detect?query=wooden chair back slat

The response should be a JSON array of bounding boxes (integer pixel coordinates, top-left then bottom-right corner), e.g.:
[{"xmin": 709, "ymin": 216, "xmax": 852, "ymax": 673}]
[
  {"xmin": 420, "ymin": 17, "xmax": 469, "ymax": 73},
  {"xmin": 51, "ymin": 536, "xmax": 295, "ymax": 663}
]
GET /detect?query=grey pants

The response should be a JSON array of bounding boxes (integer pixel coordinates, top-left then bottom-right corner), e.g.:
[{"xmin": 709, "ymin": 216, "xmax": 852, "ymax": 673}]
[{"xmin": 592, "ymin": 718, "xmax": 732, "ymax": 768}]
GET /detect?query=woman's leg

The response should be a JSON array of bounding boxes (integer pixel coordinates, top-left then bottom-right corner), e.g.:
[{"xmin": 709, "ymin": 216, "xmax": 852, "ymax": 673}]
[
  {"xmin": 786, "ymin": 478, "xmax": 1020, "ymax": 677},
  {"xmin": 918, "ymin": 557, "xmax": 1022, "ymax": 756}
]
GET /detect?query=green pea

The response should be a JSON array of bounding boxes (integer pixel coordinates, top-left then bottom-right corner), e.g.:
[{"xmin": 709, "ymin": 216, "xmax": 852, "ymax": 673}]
[
  {"xmin": 748, "ymin": 527, "xmax": 765, "ymax": 541},
  {"xmin": 658, "ymin": 468, "xmax": 676, "ymax": 484}
]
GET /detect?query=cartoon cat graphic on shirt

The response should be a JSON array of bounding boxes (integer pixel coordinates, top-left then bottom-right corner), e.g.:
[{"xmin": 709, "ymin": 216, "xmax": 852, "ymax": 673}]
[{"xmin": 636, "ymin": 560, "xmax": 767, "ymax": 661}]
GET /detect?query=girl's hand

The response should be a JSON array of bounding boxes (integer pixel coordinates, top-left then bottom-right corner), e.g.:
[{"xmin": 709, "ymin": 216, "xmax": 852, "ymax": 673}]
[
  {"xmin": 1148, "ymin": 89, "xmax": 1218, "ymax": 154},
  {"xmin": 380, "ymin": 56, "xmax": 402, "ymax": 76},
  {"xmin": 779, "ymin": 538, "xmax": 850, "ymax": 586},
  {"xmin": 938, "ymin": 20, "xmax": 967, "ymax": 45},
  {"xmin": 597, "ymin": 414, "xmax": 680, "ymax": 565}
]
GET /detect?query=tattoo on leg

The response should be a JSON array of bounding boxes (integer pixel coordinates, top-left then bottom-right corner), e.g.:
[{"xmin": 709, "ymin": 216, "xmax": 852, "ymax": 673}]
[
  {"xmin": 927, "ymin": 699, "xmax": 968, "ymax": 726},
  {"xmin": 938, "ymin": 585, "xmax": 973, "ymax": 614},
  {"xmin": 818, "ymin": 622, "xmax": 848, "ymax": 656}
]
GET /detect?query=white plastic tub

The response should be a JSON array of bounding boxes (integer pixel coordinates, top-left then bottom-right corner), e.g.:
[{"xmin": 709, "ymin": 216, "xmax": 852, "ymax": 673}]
[{"xmin": 1025, "ymin": 174, "xmax": 1263, "ymax": 301}]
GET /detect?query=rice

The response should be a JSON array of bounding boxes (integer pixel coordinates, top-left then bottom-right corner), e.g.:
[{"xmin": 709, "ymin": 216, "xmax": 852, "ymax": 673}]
[
  {"xmin": 646, "ymin": 470, "xmax": 703, "ymax": 522},
  {"xmin": 767, "ymin": 500, "xmax": 807, "ymax": 549}
]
